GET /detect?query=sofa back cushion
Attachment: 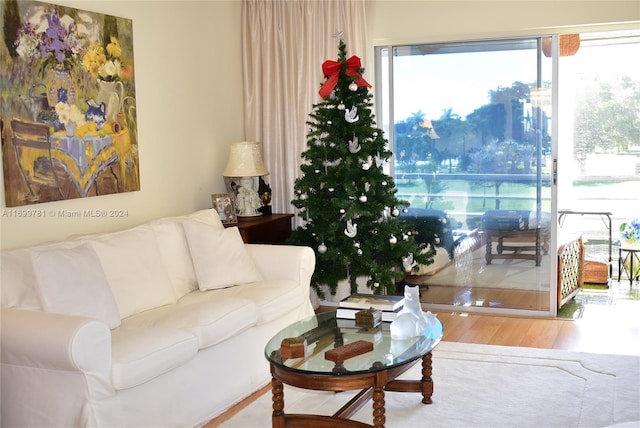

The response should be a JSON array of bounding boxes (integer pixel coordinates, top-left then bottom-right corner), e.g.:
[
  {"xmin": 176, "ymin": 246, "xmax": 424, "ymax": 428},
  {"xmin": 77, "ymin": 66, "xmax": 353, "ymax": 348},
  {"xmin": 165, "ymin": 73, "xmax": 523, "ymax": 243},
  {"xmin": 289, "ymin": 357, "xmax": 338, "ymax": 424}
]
[
  {"xmin": 148, "ymin": 209, "xmax": 225, "ymax": 299},
  {"xmin": 150, "ymin": 218, "xmax": 198, "ymax": 299},
  {"xmin": 0, "ymin": 209, "xmax": 222, "ymax": 313},
  {"xmin": 1, "ymin": 239, "xmax": 80, "ymax": 310},
  {"xmin": 1, "ymin": 247, "xmax": 41, "ymax": 310},
  {"xmin": 30, "ymin": 243, "xmax": 121, "ymax": 328},
  {"xmin": 90, "ymin": 224, "xmax": 176, "ymax": 319},
  {"xmin": 182, "ymin": 220, "xmax": 264, "ymax": 290}
]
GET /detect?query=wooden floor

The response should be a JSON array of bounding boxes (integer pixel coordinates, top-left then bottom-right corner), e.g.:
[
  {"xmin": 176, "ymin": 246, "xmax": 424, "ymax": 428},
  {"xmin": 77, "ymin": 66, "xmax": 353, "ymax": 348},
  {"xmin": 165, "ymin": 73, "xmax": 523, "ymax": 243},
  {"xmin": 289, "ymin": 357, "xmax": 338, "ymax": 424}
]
[
  {"xmin": 434, "ymin": 301, "xmax": 640, "ymax": 356},
  {"xmin": 206, "ymin": 295, "xmax": 640, "ymax": 426}
]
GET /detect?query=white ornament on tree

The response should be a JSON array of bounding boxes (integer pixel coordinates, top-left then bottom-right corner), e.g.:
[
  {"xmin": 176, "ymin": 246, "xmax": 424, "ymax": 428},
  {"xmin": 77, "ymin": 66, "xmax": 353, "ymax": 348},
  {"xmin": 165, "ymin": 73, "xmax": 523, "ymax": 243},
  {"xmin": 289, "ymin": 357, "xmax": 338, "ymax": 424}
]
[
  {"xmin": 391, "ymin": 208, "xmax": 400, "ymax": 217},
  {"xmin": 348, "ymin": 136, "xmax": 361, "ymax": 153},
  {"xmin": 389, "ymin": 235, "xmax": 398, "ymax": 244},
  {"xmin": 318, "ymin": 243, "xmax": 327, "ymax": 254},
  {"xmin": 349, "ymin": 82, "xmax": 358, "ymax": 91},
  {"xmin": 359, "ymin": 195, "xmax": 367, "ymax": 202},
  {"xmin": 362, "ymin": 156, "xmax": 373, "ymax": 170},
  {"xmin": 344, "ymin": 106, "xmax": 359, "ymax": 123},
  {"xmin": 402, "ymin": 252, "xmax": 417, "ymax": 272},
  {"xmin": 344, "ymin": 219, "xmax": 357, "ymax": 238}
]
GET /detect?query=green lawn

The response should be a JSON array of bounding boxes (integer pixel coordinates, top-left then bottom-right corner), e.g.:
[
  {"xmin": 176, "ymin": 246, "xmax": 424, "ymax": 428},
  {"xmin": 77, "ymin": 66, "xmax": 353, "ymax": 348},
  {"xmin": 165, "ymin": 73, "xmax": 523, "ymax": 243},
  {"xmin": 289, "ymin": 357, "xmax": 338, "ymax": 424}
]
[{"xmin": 396, "ymin": 176, "xmax": 551, "ymax": 229}]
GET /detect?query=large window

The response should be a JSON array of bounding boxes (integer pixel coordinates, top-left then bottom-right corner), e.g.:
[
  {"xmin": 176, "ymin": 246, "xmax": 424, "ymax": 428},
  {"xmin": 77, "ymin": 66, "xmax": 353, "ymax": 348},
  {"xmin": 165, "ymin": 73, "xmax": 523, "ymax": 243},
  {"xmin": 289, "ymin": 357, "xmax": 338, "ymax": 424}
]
[
  {"xmin": 379, "ymin": 39, "xmax": 552, "ymax": 224},
  {"xmin": 557, "ymin": 31, "xmax": 640, "ymax": 262},
  {"xmin": 375, "ymin": 31, "xmax": 640, "ymax": 315},
  {"xmin": 376, "ymin": 37, "xmax": 554, "ymax": 315}
]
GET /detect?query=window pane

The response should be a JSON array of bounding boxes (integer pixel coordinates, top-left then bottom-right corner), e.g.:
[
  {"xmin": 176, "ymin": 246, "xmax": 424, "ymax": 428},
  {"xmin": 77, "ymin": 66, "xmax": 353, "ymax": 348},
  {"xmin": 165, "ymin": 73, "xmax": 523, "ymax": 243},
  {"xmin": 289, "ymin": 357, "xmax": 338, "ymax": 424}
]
[{"xmin": 380, "ymin": 37, "xmax": 553, "ymax": 313}]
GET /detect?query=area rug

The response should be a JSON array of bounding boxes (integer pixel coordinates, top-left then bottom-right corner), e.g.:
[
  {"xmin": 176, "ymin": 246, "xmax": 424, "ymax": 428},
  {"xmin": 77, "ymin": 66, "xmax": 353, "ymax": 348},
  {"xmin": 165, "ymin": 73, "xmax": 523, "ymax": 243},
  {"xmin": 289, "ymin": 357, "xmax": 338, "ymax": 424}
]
[{"xmin": 221, "ymin": 342, "xmax": 640, "ymax": 428}]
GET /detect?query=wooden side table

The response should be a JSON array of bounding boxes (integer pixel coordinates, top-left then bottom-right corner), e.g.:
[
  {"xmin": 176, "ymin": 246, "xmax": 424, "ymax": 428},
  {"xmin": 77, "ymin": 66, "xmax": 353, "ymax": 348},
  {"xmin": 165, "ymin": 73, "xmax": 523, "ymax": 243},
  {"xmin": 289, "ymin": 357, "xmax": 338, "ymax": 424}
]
[{"xmin": 230, "ymin": 213, "xmax": 293, "ymax": 244}]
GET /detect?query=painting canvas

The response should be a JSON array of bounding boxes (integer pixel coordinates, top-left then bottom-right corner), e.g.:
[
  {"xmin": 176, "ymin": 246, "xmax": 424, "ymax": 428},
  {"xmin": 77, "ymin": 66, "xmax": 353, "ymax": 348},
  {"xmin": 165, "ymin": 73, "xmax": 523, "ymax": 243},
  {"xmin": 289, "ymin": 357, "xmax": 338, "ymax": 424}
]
[{"xmin": 0, "ymin": 1, "xmax": 139, "ymax": 207}]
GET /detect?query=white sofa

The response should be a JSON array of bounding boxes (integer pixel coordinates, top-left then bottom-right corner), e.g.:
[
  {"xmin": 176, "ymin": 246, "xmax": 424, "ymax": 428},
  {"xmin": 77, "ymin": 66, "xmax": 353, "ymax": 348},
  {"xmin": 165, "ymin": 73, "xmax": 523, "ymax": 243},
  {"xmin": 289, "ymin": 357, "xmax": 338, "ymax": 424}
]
[{"xmin": 1, "ymin": 209, "xmax": 315, "ymax": 427}]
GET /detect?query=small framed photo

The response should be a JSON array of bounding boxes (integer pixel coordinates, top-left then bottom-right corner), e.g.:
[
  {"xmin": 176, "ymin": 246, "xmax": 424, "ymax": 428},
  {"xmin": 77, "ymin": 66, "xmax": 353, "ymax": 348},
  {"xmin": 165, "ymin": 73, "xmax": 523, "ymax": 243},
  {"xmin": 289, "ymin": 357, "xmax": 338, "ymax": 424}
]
[{"xmin": 211, "ymin": 193, "xmax": 237, "ymax": 225}]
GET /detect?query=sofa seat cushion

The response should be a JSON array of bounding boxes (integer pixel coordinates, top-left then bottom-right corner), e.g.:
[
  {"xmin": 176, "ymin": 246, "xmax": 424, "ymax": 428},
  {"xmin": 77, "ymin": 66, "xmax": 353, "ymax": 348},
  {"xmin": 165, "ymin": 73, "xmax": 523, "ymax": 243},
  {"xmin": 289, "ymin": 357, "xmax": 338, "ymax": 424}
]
[
  {"xmin": 111, "ymin": 327, "xmax": 199, "ymax": 390},
  {"xmin": 119, "ymin": 294, "xmax": 258, "ymax": 349},
  {"xmin": 215, "ymin": 279, "xmax": 306, "ymax": 325}
]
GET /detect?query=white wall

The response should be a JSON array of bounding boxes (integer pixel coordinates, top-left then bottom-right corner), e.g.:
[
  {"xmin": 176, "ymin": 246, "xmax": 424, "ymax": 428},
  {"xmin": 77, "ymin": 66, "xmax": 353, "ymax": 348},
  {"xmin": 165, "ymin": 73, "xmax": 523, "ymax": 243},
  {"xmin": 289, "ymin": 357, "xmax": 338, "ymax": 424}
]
[
  {"xmin": 369, "ymin": 1, "xmax": 640, "ymax": 46},
  {"xmin": 2, "ymin": 0, "xmax": 637, "ymax": 250},
  {"xmin": 1, "ymin": 0, "xmax": 244, "ymax": 249}
]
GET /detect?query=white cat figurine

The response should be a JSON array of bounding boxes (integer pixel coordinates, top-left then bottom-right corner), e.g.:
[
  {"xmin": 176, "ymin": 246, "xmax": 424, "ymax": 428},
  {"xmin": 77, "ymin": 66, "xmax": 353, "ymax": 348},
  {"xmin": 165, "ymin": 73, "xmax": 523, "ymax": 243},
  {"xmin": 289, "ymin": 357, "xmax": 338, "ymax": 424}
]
[{"xmin": 390, "ymin": 285, "xmax": 437, "ymax": 340}]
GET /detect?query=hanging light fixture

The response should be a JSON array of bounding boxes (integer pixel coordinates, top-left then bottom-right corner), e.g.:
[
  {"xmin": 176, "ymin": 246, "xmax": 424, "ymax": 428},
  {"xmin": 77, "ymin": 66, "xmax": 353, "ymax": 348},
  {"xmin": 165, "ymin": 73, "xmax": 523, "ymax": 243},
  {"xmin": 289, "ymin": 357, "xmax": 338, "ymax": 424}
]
[{"xmin": 542, "ymin": 34, "xmax": 581, "ymax": 57}]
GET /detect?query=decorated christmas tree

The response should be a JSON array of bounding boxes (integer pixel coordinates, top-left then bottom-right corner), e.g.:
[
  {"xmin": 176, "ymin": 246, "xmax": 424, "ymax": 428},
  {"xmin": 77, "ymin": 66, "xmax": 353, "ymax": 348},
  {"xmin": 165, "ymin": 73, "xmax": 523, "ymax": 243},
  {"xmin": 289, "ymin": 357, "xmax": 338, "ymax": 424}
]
[{"xmin": 289, "ymin": 39, "xmax": 435, "ymax": 297}]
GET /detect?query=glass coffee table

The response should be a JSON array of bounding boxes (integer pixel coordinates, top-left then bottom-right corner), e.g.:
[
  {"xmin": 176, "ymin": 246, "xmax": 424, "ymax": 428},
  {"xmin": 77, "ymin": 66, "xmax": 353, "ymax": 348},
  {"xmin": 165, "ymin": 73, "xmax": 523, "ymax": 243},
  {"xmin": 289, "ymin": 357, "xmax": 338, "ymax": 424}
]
[{"xmin": 264, "ymin": 310, "xmax": 443, "ymax": 427}]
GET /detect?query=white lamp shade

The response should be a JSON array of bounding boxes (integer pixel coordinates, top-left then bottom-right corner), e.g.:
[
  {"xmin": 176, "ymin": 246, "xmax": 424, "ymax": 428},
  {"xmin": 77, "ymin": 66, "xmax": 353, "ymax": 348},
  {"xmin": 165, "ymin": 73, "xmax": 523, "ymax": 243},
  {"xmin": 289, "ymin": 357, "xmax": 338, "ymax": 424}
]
[{"xmin": 223, "ymin": 141, "xmax": 269, "ymax": 177}]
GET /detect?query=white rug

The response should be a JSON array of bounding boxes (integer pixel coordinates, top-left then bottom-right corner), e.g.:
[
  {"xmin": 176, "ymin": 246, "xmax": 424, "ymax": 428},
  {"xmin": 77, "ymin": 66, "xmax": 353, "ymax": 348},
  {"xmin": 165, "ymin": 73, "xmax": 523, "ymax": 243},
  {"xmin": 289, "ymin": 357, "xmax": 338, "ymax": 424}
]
[{"xmin": 221, "ymin": 342, "xmax": 640, "ymax": 428}]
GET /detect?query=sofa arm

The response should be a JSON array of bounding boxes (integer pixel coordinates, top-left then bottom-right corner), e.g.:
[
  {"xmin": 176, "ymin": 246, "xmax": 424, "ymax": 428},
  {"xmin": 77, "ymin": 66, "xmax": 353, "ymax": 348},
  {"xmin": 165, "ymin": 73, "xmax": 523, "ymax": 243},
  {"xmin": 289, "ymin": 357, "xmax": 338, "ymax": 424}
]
[
  {"xmin": 245, "ymin": 244, "xmax": 315, "ymax": 286},
  {"xmin": 1, "ymin": 308, "xmax": 114, "ymax": 395}
]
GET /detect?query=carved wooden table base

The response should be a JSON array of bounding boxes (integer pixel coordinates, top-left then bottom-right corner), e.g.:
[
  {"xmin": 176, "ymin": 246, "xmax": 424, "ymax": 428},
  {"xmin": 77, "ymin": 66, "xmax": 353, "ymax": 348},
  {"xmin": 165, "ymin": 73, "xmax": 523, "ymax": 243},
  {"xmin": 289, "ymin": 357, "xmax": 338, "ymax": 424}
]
[{"xmin": 270, "ymin": 352, "xmax": 433, "ymax": 428}]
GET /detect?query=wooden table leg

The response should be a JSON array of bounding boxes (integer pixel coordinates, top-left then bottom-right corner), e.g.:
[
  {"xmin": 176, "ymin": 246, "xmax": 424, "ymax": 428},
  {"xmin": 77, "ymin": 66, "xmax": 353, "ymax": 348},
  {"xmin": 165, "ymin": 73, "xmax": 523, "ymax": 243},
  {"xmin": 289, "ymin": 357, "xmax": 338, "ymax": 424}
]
[
  {"xmin": 372, "ymin": 386, "xmax": 385, "ymax": 428},
  {"xmin": 421, "ymin": 352, "xmax": 434, "ymax": 404},
  {"xmin": 271, "ymin": 373, "xmax": 285, "ymax": 428}
]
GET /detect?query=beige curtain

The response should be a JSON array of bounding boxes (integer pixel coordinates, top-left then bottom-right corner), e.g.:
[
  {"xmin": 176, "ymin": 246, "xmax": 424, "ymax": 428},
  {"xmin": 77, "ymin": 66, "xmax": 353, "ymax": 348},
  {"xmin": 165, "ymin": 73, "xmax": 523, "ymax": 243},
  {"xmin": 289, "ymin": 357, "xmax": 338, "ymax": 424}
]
[{"xmin": 242, "ymin": 0, "xmax": 368, "ymax": 219}]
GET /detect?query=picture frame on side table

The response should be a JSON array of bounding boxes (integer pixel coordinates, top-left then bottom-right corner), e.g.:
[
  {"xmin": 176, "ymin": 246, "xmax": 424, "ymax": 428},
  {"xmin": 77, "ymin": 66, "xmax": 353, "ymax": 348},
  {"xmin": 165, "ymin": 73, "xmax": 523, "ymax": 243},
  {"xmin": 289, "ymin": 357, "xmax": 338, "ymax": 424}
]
[{"xmin": 211, "ymin": 193, "xmax": 238, "ymax": 225}]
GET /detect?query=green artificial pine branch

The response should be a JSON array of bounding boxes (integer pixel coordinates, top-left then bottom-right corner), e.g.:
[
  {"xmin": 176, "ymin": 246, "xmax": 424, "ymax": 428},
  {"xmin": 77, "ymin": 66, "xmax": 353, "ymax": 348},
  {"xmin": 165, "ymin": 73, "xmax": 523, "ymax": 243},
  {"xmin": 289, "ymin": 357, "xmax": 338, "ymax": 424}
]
[{"xmin": 289, "ymin": 39, "xmax": 435, "ymax": 298}]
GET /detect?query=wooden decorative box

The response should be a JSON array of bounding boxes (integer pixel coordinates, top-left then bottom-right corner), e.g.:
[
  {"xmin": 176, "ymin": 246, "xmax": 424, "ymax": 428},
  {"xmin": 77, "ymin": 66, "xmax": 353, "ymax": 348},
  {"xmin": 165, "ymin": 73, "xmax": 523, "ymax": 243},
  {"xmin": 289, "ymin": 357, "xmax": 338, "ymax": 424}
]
[
  {"xmin": 325, "ymin": 340, "xmax": 374, "ymax": 362},
  {"xmin": 355, "ymin": 308, "xmax": 382, "ymax": 329},
  {"xmin": 280, "ymin": 337, "xmax": 307, "ymax": 359}
]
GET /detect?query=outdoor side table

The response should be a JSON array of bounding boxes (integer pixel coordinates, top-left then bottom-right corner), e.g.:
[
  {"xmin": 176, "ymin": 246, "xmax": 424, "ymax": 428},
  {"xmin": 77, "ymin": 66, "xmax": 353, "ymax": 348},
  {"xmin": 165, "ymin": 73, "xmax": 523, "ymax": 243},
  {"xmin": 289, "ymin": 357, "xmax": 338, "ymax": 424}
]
[{"xmin": 619, "ymin": 246, "xmax": 640, "ymax": 287}]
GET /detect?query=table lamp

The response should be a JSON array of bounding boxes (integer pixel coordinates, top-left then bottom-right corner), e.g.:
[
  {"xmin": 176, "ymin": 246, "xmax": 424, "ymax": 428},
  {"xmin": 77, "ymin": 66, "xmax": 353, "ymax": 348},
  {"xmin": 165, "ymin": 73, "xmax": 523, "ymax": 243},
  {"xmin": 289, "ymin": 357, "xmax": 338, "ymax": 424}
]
[{"xmin": 223, "ymin": 141, "xmax": 269, "ymax": 217}]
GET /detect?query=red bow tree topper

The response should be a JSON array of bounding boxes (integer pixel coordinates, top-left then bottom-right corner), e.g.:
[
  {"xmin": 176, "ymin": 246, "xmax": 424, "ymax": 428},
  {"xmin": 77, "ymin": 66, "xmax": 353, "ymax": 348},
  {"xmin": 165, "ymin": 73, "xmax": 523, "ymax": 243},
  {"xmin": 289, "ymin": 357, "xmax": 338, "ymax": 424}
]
[{"xmin": 318, "ymin": 55, "xmax": 371, "ymax": 99}]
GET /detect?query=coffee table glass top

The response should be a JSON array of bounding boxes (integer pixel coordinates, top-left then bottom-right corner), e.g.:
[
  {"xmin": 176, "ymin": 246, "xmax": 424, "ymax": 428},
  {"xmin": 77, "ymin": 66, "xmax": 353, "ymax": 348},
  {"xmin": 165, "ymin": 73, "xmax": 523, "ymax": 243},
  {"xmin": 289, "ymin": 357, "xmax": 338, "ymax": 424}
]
[{"xmin": 265, "ymin": 311, "xmax": 443, "ymax": 376}]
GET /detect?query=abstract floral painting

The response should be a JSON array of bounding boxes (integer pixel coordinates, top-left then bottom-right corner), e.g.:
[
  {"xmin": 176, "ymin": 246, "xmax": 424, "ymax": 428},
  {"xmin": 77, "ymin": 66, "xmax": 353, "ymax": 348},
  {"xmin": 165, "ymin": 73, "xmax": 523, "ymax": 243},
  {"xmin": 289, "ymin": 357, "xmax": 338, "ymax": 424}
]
[{"xmin": 1, "ymin": 0, "xmax": 139, "ymax": 207}]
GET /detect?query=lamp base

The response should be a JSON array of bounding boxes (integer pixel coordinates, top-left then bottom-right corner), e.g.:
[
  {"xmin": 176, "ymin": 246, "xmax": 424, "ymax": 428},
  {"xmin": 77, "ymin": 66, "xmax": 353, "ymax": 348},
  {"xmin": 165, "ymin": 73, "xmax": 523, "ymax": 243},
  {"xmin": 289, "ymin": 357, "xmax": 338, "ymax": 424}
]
[
  {"xmin": 258, "ymin": 205, "xmax": 272, "ymax": 215},
  {"xmin": 238, "ymin": 212, "xmax": 263, "ymax": 218}
]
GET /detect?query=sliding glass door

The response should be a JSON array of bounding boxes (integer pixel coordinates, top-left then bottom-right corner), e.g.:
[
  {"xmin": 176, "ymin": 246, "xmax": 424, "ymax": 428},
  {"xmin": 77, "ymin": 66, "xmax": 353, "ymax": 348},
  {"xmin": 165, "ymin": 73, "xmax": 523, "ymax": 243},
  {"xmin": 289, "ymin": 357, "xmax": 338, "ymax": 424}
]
[{"xmin": 376, "ymin": 37, "xmax": 555, "ymax": 314}]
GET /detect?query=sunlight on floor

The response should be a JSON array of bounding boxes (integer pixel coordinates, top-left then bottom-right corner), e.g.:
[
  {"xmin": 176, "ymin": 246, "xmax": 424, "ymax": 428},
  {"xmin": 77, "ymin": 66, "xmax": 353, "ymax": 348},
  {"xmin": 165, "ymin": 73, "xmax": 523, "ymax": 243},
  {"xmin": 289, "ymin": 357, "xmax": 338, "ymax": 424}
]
[{"xmin": 558, "ymin": 279, "xmax": 640, "ymax": 322}]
